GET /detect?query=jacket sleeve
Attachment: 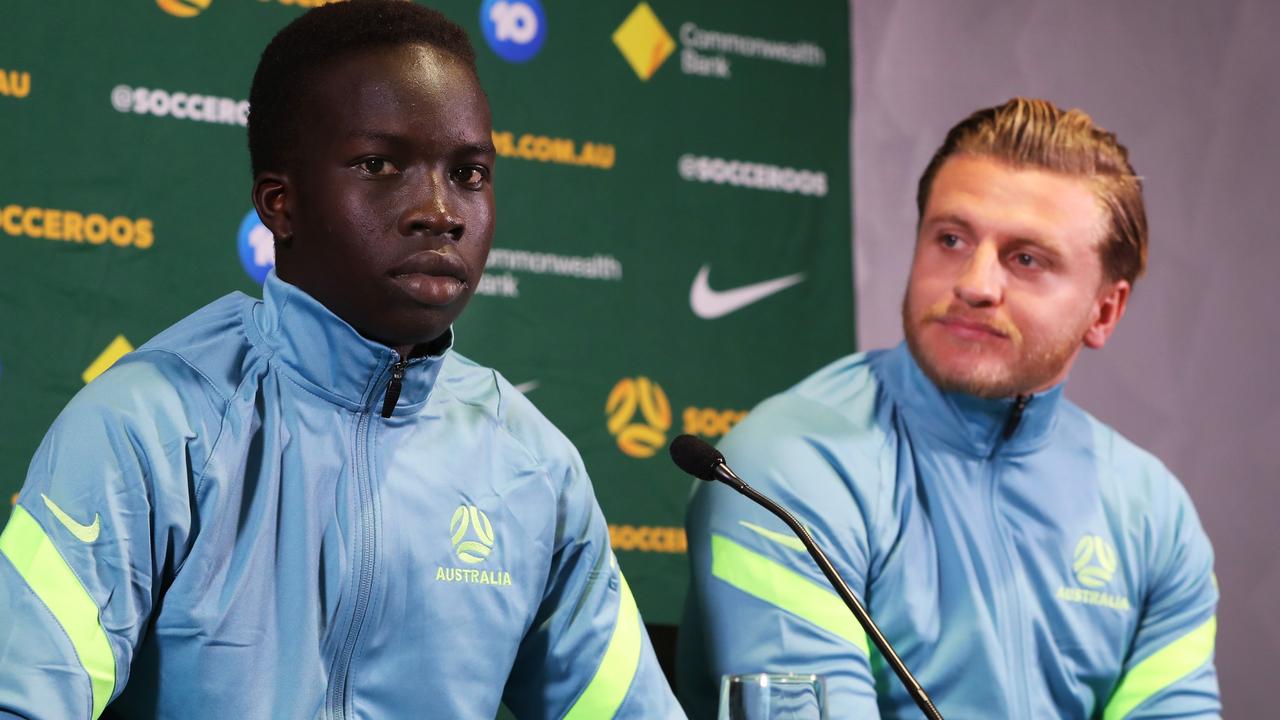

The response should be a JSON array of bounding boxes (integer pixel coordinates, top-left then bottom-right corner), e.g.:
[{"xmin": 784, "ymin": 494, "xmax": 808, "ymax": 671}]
[
  {"xmin": 502, "ymin": 442, "xmax": 683, "ymax": 720},
  {"xmin": 677, "ymin": 396, "xmax": 883, "ymax": 720},
  {"xmin": 1101, "ymin": 476, "xmax": 1220, "ymax": 720},
  {"xmin": 0, "ymin": 358, "xmax": 210, "ymax": 719}
]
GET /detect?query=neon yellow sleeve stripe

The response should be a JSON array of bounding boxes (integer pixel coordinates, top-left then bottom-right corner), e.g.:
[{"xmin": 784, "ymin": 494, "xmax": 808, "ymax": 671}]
[
  {"xmin": 711, "ymin": 533, "xmax": 869, "ymax": 656},
  {"xmin": 738, "ymin": 520, "xmax": 807, "ymax": 552},
  {"xmin": 563, "ymin": 567, "xmax": 643, "ymax": 720},
  {"xmin": 1102, "ymin": 615, "xmax": 1216, "ymax": 720},
  {"xmin": 0, "ymin": 505, "xmax": 117, "ymax": 719}
]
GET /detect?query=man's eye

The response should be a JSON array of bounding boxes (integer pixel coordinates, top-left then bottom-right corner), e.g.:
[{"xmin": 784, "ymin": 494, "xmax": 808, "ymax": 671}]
[
  {"xmin": 940, "ymin": 233, "xmax": 962, "ymax": 249},
  {"xmin": 357, "ymin": 158, "xmax": 396, "ymax": 175},
  {"xmin": 453, "ymin": 166, "xmax": 488, "ymax": 188},
  {"xmin": 1014, "ymin": 252, "xmax": 1039, "ymax": 268}
]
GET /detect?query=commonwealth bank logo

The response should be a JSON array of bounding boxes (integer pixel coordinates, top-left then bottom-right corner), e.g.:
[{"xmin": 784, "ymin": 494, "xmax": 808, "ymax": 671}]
[
  {"xmin": 612, "ymin": 3, "xmax": 676, "ymax": 81},
  {"xmin": 1072, "ymin": 534, "xmax": 1117, "ymax": 588},
  {"xmin": 606, "ymin": 376, "xmax": 672, "ymax": 458},
  {"xmin": 450, "ymin": 504, "xmax": 496, "ymax": 564},
  {"xmin": 156, "ymin": 0, "xmax": 210, "ymax": 18},
  {"xmin": 83, "ymin": 336, "xmax": 133, "ymax": 385}
]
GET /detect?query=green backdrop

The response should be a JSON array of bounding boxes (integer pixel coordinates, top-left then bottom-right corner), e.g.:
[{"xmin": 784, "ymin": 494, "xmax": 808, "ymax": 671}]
[{"xmin": 0, "ymin": 0, "xmax": 852, "ymax": 626}]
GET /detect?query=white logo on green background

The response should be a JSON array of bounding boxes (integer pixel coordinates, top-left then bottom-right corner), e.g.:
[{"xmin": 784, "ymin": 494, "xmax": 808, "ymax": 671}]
[
  {"xmin": 1072, "ymin": 534, "xmax": 1117, "ymax": 588},
  {"xmin": 450, "ymin": 504, "xmax": 496, "ymax": 564}
]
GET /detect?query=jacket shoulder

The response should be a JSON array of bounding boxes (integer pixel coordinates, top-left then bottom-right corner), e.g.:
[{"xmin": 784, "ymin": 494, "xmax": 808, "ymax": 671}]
[
  {"xmin": 1060, "ymin": 400, "xmax": 1188, "ymax": 506},
  {"xmin": 125, "ymin": 291, "xmax": 258, "ymax": 406},
  {"xmin": 436, "ymin": 352, "xmax": 580, "ymax": 471},
  {"xmin": 718, "ymin": 351, "xmax": 895, "ymax": 519},
  {"xmin": 34, "ymin": 303, "xmax": 243, "ymax": 503},
  {"xmin": 72, "ymin": 293, "xmax": 254, "ymax": 425},
  {"xmin": 735, "ymin": 350, "xmax": 891, "ymax": 461}
]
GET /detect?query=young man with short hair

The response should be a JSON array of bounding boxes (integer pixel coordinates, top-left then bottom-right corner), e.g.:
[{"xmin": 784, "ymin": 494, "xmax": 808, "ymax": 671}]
[
  {"xmin": 0, "ymin": 3, "xmax": 682, "ymax": 717},
  {"xmin": 678, "ymin": 98, "xmax": 1220, "ymax": 719}
]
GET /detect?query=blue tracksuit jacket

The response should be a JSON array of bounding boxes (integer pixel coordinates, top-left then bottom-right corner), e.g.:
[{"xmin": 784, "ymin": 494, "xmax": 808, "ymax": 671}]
[
  {"xmin": 0, "ymin": 272, "xmax": 683, "ymax": 719},
  {"xmin": 678, "ymin": 344, "xmax": 1218, "ymax": 719}
]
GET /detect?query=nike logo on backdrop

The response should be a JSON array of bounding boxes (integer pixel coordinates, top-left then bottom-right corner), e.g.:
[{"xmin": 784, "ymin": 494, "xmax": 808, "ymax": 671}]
[
  {"xmin": 689, "ymin": 265, "xmax": 805, "ymax": 319},
  {"xmin": 42, "ymin": 493, "xmax": 101, "ymax": 543}
]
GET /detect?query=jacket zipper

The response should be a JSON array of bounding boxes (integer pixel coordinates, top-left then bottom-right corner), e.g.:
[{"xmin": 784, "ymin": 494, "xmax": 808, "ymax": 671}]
[
  {"xmin": 1001, "ymin": 394, "xmax": 1030, "ymax": 440},
  {"xmin": 380, "ymin": 359, "xmax": 408, "ymax": 418},
  {"xmin": 327, "ymin": 365, "xmax": 392, "ymax": 717},
  {"xmin": 988, "ymin": 394, "xmax": 1033, "ymax": 717}
]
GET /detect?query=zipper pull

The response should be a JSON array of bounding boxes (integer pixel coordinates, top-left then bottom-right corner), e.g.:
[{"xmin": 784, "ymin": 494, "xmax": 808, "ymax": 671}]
[
  {"xmin": 380, "ymin": 360, "xmax": 407, "ymax": 418},
  {"xmin": 1001, "ymin": 394, "xmax": 1031, "ymax": 440}
]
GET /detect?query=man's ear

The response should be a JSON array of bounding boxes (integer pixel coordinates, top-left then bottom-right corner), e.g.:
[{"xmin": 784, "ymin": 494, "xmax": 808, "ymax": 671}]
[
  {"xmin": 1083, "ymin": 279, "xmax": 1130, "ymax": 349},
  {"xmin": 251, "ymin": 172, "xmax": 292, "ymax": 247}
]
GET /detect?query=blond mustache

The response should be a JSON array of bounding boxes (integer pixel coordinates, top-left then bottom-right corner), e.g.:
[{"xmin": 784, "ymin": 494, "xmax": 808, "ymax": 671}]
[{"xmin": 923, "ymin": 299, "xmax": 1023, "ymax": 346}]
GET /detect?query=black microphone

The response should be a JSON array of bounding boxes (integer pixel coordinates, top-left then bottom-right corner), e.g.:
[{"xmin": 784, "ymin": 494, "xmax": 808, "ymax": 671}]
[{"xmin": 670, "ymin": 434, "xmax": 944, "ymax": 720}]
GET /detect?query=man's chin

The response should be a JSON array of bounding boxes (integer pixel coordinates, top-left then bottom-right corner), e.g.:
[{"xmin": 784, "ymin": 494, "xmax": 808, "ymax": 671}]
[
  {"xmin": 935, "ymin": 372, "xmax": 1020, "ymax": 399},
  {"xmin": 910, "ymin": 344, "xmax": 1020, "ymax": 398},
  {"xmin": 361, "ymin": 316, "xmax": 457, "ymax": 357}
]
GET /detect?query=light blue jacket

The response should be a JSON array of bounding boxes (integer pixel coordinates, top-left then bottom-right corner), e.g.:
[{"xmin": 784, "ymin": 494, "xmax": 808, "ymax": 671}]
[
  {"xmin": 678, "ymin": 344, "xmax": 1219, "ymax": 719},
  {"xmin": 0, "ymin": 272, "xmax": 682, "ymax": 719}
]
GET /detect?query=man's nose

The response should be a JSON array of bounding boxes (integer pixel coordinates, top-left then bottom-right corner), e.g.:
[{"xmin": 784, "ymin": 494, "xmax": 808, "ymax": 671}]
[
  {"xmin": 954, "ymin": 242, "xmax": 1003, "ymax": 307},
  {"xmin": 400, "ymin": 174, "xmax": 464, "ymax": 240}
]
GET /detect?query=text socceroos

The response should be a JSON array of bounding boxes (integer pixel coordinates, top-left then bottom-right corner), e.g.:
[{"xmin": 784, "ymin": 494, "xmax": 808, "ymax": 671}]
[
  {"xmin": 111, "ymin": 84, "xmax": 248, "ymax": 126},
  {"xmin": 3, "ymin": 205, "xmax": 153, "ymax": 249},
  {"xmin": 678, "ymin": 154, "xmax": 828, "ymax": 197}
]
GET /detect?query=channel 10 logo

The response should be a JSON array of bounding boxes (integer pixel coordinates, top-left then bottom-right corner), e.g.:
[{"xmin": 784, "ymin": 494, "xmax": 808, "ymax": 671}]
[
  {"xmin": 237, "ymin": 209, "xmax": 274, "ymax": 284},
  {"xmin": 480, "ymin": 0, "xmax": 546, "ymax": 63}
]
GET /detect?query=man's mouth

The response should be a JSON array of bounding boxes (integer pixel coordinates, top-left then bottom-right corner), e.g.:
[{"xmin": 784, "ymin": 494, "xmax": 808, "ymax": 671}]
[
  {"xmin": 390, "ymin": 251, "xmax": 469, "ymax": 283},
  {"xmin": 931, "ymin": 314, "xmax": 1012, "ymax": 341},
  {"xmin": 389, "ymin": 252, "xmax": 470, "ymax": 305}
]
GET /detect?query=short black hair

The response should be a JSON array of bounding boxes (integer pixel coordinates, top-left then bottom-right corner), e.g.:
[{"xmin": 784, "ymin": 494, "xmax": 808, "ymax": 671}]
[{"xmin": 248, "ymin": 0, "xmax": 477, "ymax": 176}]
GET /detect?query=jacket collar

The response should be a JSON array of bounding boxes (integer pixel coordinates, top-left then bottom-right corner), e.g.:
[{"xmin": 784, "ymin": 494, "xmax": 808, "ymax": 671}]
[
  {"xmin": 880, "ymin": 342, "xmax": 1064, "ymax": 457},
  {"xmin": 245, "ymin": 271, "xmax": 451, "ymax": 415}
]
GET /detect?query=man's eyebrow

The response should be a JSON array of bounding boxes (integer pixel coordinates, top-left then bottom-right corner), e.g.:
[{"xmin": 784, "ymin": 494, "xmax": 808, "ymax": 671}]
[
  {"xmin": 925, "ymin": 212, "xmax": 1066, "ymax": 254},
  {"xmin": 345, "ymin": 129, "xmax": 404, "ymax": 143},
  {"xmin": 458, "ymin": 141, "xmax": 497, "ymax": 156},
  {"xmin": 923, "ymin": 213, "xmax": 975, "ymax": 232},
  {"xmin": 1007, "ymin": 236, "xmax": 1066, "ymax": 259},
  {"xmin": 342, "ymin": 132, "xmax": 496, "ymax": 157}
]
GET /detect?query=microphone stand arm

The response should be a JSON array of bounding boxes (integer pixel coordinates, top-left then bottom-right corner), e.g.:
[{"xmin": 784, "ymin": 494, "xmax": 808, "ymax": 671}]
[{"xmin": 713, "ymin": 463, "xmax": 944, "ymax": 720}]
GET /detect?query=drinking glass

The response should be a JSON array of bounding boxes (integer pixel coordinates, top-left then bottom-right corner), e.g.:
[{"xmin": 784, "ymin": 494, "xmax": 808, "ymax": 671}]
[{"xmin": 718, "ymin": 672, "xmax": 827, "ymax": 720}]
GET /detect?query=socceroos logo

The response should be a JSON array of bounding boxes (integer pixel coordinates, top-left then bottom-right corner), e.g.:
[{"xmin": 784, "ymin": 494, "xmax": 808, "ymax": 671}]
[
  {"xmin": 156, "ymin": 0, "xmax": 210, "ymax": 18},
  {"xmin": 612, "ymin": 3, "xmax": 676, "ymax": 81},
  {"xmin": 1072, "ymin": 534, "xmax": 1117, "ymax": 588},
  {"xmin": 437, "ymin": 504, "xmax": 512, "ymax": 587},
  {"xmin": 606, "ymin": 377, "xmax": 746, "ymax": 458},
  {"xmin": 1057, "ymin": 533, "xmax": 1130, "ymax": 611},
  {"xmin": 606, "ymin": 376, "xmax": 672, "ymax": 459},
  {"xmin": 450, "ymin": 504, "xmax": 496, "ymax": 563}
]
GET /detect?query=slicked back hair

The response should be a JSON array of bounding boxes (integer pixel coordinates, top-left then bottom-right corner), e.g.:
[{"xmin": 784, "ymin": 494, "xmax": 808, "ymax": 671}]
[
  {"xmin": 248, "ymin": 0, "xmax": 477, "ymax": 176},
  {"xmin": 916, "ymin": 98, "xmax": 1147, "ymax": 285}
]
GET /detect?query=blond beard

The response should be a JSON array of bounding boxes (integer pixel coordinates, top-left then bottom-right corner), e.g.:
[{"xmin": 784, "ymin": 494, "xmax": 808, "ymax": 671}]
[{"xmin": 901, "ymin": 292, "xmax": 1092, "ymax": 399}]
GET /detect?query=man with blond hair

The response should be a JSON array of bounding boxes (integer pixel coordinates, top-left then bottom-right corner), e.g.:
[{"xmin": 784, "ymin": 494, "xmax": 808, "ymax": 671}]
[{"xmin": 678, "ymin": 98, "xmax": 1220, "ymax": 718}]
